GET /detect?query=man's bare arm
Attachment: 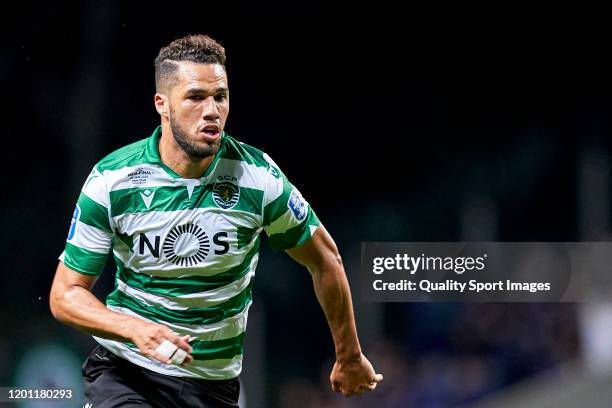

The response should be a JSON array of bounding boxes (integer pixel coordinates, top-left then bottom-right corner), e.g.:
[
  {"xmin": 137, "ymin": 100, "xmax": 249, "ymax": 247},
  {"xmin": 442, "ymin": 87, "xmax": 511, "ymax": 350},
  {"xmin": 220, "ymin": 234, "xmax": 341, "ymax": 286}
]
[
  {"xmin": 49, "ymin": 261, "xmax": 193, "ymax": 364},
  {"xmin": 286, "ymin": 225, "xmax": 383, "ymax": 397}
]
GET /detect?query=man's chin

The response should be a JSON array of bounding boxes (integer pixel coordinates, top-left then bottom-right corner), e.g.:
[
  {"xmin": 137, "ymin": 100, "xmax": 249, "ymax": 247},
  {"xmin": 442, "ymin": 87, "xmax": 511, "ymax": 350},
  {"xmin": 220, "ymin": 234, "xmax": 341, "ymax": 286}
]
[
  {"xmin": 171, "ymin": 124, "xmax": 221, "ymax": 159},
  {"xmin": 186, "ymin": 142, "xmax": 220, "ymax": 159}
]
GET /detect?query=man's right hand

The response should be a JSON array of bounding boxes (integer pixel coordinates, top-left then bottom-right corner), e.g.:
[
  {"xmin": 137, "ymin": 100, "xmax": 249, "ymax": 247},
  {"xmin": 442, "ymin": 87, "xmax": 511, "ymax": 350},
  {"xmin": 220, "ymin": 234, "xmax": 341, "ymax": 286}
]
[
  {"xmin": 50, "ymin": 262, "xmax": 194, "ymax": 366},
  {"xmin": 131, "ymin": 321, "xmax": 194, "ymax": 365}
]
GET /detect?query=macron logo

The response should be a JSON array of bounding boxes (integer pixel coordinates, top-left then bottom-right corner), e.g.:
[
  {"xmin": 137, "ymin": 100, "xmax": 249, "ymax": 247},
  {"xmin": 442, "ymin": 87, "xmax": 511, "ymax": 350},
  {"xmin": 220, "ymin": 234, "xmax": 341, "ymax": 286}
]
[{"xmin": 140, "ymin": 189, "xmax": 155, "ymax": 209}]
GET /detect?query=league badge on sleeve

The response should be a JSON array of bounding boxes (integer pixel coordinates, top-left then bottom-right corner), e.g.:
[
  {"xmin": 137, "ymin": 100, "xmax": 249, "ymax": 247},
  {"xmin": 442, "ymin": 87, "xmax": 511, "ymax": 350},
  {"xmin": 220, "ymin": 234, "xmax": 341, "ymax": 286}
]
[
  {"xmin": 288, "ymin": 189, "xmax": 307, "ymax": 222},
  {"xmin": 67, "ymin": 204, "xmax": 80, "ymax": 240}
]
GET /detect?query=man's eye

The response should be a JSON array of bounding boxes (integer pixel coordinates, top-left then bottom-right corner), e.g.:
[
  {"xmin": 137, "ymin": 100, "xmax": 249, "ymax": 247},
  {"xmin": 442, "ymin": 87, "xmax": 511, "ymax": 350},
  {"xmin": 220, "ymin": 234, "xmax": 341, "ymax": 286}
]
[
  {"xmin": 188, "ymin": 95, "xmax": 203, "ymax": 101},
  {"xmin": 214, "ymin": 94, "xmax": 227, "ymax": 102}
]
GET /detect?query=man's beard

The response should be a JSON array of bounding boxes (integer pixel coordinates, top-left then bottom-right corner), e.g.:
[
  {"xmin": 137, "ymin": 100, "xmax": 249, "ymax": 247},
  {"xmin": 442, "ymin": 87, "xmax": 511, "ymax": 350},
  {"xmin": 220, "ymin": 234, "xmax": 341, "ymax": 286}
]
[{"xmin": 170, "ymin": 114, "xmax": 220, "ymax": 159}]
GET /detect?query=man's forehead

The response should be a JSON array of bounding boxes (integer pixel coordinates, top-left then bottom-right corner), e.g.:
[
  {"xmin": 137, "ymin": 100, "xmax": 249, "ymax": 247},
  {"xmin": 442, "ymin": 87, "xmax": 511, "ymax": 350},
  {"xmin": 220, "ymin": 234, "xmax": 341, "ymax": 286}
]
[{"xmin": 174, "ymin": 61, "xmax": 227, "ymax": 88}]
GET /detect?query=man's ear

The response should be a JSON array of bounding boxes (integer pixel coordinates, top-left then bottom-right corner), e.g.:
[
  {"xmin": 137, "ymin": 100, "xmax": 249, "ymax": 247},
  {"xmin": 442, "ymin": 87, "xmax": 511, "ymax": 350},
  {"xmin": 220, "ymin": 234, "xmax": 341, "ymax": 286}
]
[{"xmin": 154, "ymin": 93, "xmax": 169, "ymax": 117}]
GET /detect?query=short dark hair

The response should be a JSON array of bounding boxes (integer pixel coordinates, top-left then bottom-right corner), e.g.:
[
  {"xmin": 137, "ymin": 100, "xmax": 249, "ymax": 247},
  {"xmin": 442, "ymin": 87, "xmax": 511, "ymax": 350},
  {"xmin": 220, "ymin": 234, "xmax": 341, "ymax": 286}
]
[{"xmin": 154, "ymin": 34, "xmax": 226, "ymax": 92}]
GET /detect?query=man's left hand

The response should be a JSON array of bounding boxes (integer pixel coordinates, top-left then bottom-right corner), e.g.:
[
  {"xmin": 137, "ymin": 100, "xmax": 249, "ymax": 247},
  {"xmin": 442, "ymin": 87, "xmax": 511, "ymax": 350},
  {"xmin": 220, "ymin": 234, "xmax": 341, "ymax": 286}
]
[{"xmin": 330, "ymin": 353, "xmax": 383, "ymax": 397}]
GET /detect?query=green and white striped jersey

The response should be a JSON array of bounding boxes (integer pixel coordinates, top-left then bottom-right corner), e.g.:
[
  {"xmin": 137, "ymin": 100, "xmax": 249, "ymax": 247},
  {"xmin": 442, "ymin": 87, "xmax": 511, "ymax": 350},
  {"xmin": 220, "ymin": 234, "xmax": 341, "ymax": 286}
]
[{"xmin": 59, "ymin": 126, "xmax": 319, "ymax": 379}]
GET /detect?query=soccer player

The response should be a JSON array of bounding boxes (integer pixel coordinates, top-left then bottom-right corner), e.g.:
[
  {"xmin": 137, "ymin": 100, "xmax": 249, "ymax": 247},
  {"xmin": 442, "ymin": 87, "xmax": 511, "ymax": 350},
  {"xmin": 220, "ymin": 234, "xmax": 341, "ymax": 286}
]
[{"xmin": 49, "ymin": 34, "xmax": 382, "ymax": 407}]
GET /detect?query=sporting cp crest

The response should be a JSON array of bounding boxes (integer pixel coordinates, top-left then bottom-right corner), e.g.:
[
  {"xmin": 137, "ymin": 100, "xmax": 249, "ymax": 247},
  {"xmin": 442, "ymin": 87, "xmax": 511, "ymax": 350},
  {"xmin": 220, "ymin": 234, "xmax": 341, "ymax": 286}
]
[{"xmin": 212, "ymin": 181, "xmax": 240, "ymax": 209}]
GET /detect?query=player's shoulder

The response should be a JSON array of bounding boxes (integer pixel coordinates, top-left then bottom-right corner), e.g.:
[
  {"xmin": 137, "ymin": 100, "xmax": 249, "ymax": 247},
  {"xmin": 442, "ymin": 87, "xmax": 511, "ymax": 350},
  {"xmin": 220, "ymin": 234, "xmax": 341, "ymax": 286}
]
[
  {"xmin": 95, "ymin": 137, "xmax": 150, "ymax": 173},
  {"xmin": 221, "ymin": 132, "xmax": 276, "ymax": 170}
]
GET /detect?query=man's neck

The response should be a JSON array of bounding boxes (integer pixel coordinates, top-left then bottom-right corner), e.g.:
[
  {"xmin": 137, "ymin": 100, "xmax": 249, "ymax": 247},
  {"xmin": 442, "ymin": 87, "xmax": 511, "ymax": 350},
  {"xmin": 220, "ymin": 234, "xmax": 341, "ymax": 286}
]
[{"xmin": 158, "ymin": 123, "xmax": 215, "ymax": 179}]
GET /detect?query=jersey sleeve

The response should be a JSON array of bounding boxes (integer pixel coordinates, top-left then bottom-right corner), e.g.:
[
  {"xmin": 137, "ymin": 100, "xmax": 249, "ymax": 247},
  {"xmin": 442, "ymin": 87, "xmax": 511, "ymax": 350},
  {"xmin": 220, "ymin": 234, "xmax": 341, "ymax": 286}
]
[
  {"xmin": 261, "ymin": 153, "xmax": 320, "ymax": 251},
  {"xmin": 58, "ymin": 166, "xmax": 114, "ymax": 275}
]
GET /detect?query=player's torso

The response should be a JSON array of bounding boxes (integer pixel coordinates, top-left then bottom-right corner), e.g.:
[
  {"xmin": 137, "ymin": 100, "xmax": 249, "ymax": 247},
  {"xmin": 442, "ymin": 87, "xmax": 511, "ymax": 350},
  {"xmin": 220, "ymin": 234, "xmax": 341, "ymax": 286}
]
[{"xmin": 107, "ymin": 158, "xmax": 267, "ymax": 277}]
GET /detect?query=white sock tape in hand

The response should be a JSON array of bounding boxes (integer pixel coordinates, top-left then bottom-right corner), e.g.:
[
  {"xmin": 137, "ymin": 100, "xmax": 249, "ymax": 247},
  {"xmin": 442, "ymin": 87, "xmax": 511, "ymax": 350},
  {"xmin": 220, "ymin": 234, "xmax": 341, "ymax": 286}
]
[
  {"xmin": 171, "ymin": 348, "xmax": 188, "ymax": 365},
  {"xmin": 156, "ymin": 340, "xmax": 178, "ymax": 359}
]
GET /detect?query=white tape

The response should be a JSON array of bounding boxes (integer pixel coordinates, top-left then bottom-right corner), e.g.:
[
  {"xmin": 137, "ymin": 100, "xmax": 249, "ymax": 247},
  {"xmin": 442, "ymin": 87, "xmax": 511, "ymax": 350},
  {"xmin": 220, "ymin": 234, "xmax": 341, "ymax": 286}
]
[
  {"xmin": 156, "ymin": 340, "xmax": 178, "ymax": 359},
  {"xmin": 171, "ymin": 348, "xmax": 188, "ymax": 365}
]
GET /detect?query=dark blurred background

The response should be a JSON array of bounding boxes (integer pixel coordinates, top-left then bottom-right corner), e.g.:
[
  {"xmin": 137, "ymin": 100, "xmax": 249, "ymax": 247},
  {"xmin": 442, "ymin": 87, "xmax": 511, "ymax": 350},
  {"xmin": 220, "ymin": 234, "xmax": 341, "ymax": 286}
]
[{"xmin": 3, "ymin": 2, "xmax": 612, "ymax": 407}]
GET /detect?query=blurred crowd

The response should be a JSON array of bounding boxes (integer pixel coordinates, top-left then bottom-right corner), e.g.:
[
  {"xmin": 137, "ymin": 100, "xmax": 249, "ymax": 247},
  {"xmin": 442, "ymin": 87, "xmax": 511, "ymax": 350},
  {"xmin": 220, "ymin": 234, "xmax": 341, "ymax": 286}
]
[{"xmin": 277, "ymin": 303, "xmax": 579, "ymax": 408}]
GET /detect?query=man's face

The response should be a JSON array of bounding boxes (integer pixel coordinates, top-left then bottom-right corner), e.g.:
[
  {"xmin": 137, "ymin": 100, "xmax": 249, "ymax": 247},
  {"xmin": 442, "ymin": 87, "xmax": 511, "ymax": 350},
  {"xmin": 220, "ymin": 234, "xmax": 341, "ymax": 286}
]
[{"xmin": 164, "ymin": 62, "xmax": 229, "ymax": 159}]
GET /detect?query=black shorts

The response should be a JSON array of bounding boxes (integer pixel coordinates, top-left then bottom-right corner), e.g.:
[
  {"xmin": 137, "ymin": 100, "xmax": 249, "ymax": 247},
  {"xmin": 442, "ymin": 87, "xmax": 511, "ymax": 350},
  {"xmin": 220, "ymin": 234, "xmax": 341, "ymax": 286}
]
[{"xmin": 82, "ymin": 345, "xmax": 240, "ymax": 408}]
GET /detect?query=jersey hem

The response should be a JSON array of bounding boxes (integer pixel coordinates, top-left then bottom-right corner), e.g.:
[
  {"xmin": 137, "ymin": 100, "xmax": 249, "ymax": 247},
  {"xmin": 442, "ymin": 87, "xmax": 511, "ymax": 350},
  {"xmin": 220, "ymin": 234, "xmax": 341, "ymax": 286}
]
[{"xmin": 93, "ymin": 337, "xmax": 242, "ymax": 380}]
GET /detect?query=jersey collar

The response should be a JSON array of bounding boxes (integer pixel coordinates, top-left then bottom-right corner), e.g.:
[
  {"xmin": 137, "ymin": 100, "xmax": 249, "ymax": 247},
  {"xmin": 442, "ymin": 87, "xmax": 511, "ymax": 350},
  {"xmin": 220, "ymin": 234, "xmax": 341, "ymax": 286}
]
[{"xmin": 144, "ymin": 126, "xmax": 164, "ymax": 164}]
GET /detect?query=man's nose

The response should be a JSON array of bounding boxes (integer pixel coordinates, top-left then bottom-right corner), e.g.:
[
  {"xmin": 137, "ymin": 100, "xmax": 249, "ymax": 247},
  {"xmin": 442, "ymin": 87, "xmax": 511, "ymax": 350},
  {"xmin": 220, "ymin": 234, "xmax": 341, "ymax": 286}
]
[{"xmin": 202, "ymin": 96, "xmax": 220, "ymax": 120}]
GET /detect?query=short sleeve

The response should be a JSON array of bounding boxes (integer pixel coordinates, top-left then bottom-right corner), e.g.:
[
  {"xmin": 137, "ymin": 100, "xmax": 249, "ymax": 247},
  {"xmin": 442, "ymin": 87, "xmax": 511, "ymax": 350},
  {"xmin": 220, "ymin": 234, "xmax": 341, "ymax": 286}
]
[
  {"xmin": 261, "ymin": 153, "xmax": 320, "ymax": 251},
  {"xmin": 58, "ymin": 166, "xmax": 114, "ymax": 275}
]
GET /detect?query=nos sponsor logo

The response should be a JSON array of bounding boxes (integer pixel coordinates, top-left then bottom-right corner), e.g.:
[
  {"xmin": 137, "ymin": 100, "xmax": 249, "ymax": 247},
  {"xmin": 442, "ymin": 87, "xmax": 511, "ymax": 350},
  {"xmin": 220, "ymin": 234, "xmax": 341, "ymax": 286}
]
[{"xmin": 138, "ymin": 223, "xmax": 230, "ymax": 266}]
